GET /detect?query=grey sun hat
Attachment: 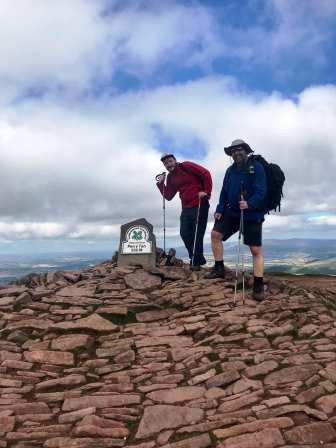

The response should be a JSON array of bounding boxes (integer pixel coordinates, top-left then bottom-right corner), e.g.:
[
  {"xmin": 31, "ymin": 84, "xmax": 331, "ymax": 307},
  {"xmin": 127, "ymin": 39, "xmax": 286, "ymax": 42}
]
[
  {"xmin": 224, "ymin": 139, "xmax": 253, "ymax": 156},
  {"xmin": 160, "ymin": 153, "xmax": 176, "ymax": 162}
]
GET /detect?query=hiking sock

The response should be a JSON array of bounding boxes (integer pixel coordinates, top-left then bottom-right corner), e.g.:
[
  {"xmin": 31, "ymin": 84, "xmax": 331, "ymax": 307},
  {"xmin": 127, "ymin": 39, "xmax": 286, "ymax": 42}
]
[
  {"xmin": 253, "ymin": 276, "xmax": 264, "ymax": 291},
  {"xmin": 215, "ymin": 260, "xmax": 224, "ymax": 269}
]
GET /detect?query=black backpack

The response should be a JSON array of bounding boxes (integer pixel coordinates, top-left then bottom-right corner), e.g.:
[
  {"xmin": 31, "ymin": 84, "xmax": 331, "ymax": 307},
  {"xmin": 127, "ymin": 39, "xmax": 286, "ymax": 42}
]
[{"xmin": 247, "ymin": 155, "xmax": 285, "ymax": 212}]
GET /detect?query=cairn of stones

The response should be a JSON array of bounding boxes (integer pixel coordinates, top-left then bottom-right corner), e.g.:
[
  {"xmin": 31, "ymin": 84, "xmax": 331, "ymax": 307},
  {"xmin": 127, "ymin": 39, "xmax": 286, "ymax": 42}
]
[{"xmin": 0, "ymin": 262, "xmax": 336, "ymax": 447}]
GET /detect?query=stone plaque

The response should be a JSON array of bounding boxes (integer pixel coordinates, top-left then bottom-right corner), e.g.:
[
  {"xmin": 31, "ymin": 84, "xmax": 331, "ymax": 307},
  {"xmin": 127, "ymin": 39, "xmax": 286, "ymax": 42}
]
[{"xmin": 118, "ymin": 218, "xmax": 156, "ymax": 268}]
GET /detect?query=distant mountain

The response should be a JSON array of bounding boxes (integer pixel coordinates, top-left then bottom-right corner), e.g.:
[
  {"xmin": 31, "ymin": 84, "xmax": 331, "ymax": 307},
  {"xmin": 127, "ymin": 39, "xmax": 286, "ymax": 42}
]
[
  {"xmin": 0, "ymin": 251, "xmax": 110, "ymax": 285},
  {"xmin": 0, "ymin": 239, "xmax": 335, "ymax": 285},
  {"xmin": 176, "ymin": 239, "xmax": 336, "ymax": 275}
]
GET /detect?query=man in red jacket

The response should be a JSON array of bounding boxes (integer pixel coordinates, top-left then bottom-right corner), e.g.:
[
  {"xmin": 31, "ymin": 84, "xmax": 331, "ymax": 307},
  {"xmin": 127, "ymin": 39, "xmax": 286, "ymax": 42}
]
[{"xmin": 156, "ymin": 153, "xmax": 212, "ymax": 270}]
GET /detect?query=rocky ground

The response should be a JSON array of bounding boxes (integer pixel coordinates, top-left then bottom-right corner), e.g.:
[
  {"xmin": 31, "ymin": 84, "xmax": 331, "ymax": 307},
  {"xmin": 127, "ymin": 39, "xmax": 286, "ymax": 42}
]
[{"xmin": 0, "ymin": 262, "xmax": 336, "ymax": 448}]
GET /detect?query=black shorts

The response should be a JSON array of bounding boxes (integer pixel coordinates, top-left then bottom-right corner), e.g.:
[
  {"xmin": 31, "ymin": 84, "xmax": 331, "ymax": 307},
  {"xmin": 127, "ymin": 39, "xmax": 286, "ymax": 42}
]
[{"xmin": 213, "ymin": 214, "xmax": 263, "ymax": 247}]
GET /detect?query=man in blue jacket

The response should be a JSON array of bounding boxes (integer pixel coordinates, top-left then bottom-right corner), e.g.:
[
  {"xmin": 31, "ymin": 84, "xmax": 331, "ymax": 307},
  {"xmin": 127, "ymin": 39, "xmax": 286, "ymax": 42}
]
[{"xmin": 205, "ymin": 139, "xmax": 267, "ymax": 301}]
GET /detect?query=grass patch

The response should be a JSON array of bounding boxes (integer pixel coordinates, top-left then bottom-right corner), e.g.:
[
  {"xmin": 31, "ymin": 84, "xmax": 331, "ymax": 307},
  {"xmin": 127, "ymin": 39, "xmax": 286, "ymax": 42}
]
[
  {"xmin": 215, "ymin": 363, "xmax": 224, "ymax": 375},
  {"xmin": 169, "ymin": 431, "xmax": 202, "ymax": 443},
  {"xmin": 265, "ymin": 333, "xmax": 278, "ymax": 343},
  {"xmin": 124, "ymin": 419, "xmax": 140, "ymax": 444},
  {"xmin": 244, "ymin": 358, "xmax": 255, "ymax": 366},
  {"xmin": 207, "ymin": 352, "xmax": 220, "ymax": 362},
  {"xmin": 125, "ymin": 420, "xmax": 138, "ymax": 431},
  {"xmin": 287, "ymin": 327, "xmax": 299, "ymax": 340}
]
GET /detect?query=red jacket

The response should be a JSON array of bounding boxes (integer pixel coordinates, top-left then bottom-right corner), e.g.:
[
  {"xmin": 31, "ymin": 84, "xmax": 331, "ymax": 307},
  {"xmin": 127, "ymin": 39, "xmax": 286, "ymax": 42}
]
[{"xmin": 157, "ymin": 161, "xmax": 212, "ymax": 208}]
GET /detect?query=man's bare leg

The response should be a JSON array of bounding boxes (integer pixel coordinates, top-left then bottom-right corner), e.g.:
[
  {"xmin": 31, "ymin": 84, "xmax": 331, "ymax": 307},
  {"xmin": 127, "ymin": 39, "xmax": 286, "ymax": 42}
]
[
  {"xmin": 250, "ymin": 245, "xmax": 264, "ymax": 301},
  {"xmin": 205, "ymin": 230, "xmax": 225, "ymax": 278},
  {"xmin": 211, "ymin": 230, "xmax": 224, "ymax": 261}
]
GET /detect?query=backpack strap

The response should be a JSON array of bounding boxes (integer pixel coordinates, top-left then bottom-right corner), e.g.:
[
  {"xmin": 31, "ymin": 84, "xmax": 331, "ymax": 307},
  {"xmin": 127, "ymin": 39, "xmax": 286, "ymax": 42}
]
[
  {"xmin": 178, "ymin": 162, "xmax": 189, "ymax": 174},
  {"xmin": 178, "ymin": 162, "xmax": 205, "ymax": 191},
  {"xmin": 245, "ymin": 156, "xmax": 256, "ymax": 176}
]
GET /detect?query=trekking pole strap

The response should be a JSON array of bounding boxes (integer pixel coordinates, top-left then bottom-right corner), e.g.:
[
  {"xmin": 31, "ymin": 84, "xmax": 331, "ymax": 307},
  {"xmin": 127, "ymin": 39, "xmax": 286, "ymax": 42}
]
[{"xmin": 155, "ymin": 172, "xmax": 166, "ymax": 182}]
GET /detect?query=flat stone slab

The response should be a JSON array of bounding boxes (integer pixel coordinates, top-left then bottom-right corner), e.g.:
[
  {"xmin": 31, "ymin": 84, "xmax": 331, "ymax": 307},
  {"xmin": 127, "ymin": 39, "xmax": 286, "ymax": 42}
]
[
  {"xmin": 63, "ymin": 395, "xmax": 141, "ymax": 412},
  {"xmin": 264, "ymin": 364, "xmax": 321, "ymax": 386},
  {"xmin": 214, "ymin": 417, "xmax": 294, "ymax": 439},
  {"xmin": 50, "ymin": 314, "xmax": 118, "ymax": 332},
  {"xmin": 136, "ymin": 308, "xmax": 178, "ymax": 322},
  {"xmin": 136, "ymin": 405, "xmax": 204, "ymax": 439},
  {"xmin": 160, "ymin": 434, "xmax": 211, "ymax": 448},
  {"xmin": 284, "ymin": 422, "xmax": 336, "ymax": 444},
  {"xmin": 51, "ymin": 334, "xmax": 94, "ymax": 351},
  {"xmin": 56, "ymin": 286, "xmax": 96, "ymax": 297},
  {"xmin": 206, "ymin": 370, "xmax": 240, "ymax": 388},
  {"xmin": 218, "ymin": 428, "xmax": 285, "ymax": 448},
  {"xmin": 24, "ymin": 350, "xmax": 74, "ymax": 366},
  {"xmin": 146, "ymin": 386, "xmax": 206, "ymax": 403},
  {"xmin": 0, "ymin": 286, "xmax": 28, "ymax": 297},
  {"xmin": 124, "ymin": 271, "xmax": 162, "ymax": 290},
  {"xmin": 136, "ymin": 336, "xmax": 193, "ymax": 348}
]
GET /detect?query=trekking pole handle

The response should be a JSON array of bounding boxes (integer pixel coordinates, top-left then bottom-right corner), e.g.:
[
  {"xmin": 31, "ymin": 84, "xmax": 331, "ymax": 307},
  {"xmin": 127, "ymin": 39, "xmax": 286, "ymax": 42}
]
[
  {"xmin": 240, "ymin": 181, "xmax": 244, "ymax": 201},
  {"xmin": 156, "ymin": 172, "xmax": 166, "ymax": 183}
]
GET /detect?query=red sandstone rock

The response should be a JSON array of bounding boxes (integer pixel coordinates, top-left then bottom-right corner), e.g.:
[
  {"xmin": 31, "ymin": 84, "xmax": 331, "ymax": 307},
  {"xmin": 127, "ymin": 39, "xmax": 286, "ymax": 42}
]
[
  {"xmin": 218, "ymin": 428, "xmax": 285, "ymax": 448},
  {"xmin": 147, "ymin": 386, "xmax": 205, "ymax": 403},
  {"xmin": 124, "ymin": 271, "xmax": 162, "ymax": 290},
  {"xmin": 63, "ymin": 394, "xmax": 141, "ymax": 411},
  {"xmin": 136, "ymin": 405, "xmax": 204, "ymax": 438},
  {"xmin": 51, "ymin": 313, "xmax": 118, "ymax": 332},
  {"xmin": 51, "ymin": 334, "xmax": 94, "ymax": 351},
  {"xmin": 23, "ymin": 350, "xmax": 74, "ymax": 366},
  {"xmin": 284, "ymin": 422, "xmax": 336, "ymax": 444}
]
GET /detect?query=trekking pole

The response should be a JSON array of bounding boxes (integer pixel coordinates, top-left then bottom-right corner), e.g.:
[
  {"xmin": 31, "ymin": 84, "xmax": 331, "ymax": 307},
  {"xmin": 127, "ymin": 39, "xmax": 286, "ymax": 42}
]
[
  {"xmin": 156, "ymin": 172, "xmax": 167, "ymax": 254},
  {"xmin": 234, "ymin": 182, "xmax": 245, "ymax": 305},
  {"xmin": 240, "ymin": 205, "xmax": 245, "ymax": 305},
  {"xmin": 233, "ymin": 229, "xmax": 240, "ymax": 306},
  {"xmin": 191, "ymin": 199, "xmax": 201, "ymax": 268},
  {"xmin": 163, "ymin": 182, "xmax": 166, "ymax": 254}
]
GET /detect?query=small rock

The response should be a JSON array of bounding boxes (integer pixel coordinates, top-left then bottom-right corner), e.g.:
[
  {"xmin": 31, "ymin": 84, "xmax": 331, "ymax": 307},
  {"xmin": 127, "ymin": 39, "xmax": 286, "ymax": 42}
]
[
  {"xmin": 206, "ymin": 370, "xmax": 240, "ymax": 388},
  {"xmin": 285, "ymin": 422, "xmax": 336, "ymax": 444},
  {"xmin": 218, "ymin": 428, "xmax": 284, "ymax": 448},
  {"xmin": 245, "ymin": 361, "xmax": 278, "ymax": 378}
]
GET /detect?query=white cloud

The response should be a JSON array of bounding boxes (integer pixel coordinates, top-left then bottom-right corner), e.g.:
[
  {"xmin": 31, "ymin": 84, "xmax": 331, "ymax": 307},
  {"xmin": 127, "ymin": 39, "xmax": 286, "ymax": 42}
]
[
  {"xmin": 308, "ymin": 216, "xmax": 336, "ymax": 227},
  {"xmin": 0, "ymin": 78, "xmax": 335, "ymax": 242},
  {"xmin": 0, "ymin": 221, "xmax": 121, "ymax": 240},
  {"xmin": 0, "ymin": 1, "xmax": 335, "ymax": 244},
  {"xmin": 0, "ymin": 0, "xmax": 219, "ymax": 99},
  {"xmin": 203, "ymin": 0, "xmax": 336, "ymax": 81},
  {"xmin": 0, "ymin": 0, "xmax": 108, "ymax": 92},
  {"xmin": 263, "ymin": 215, "xmax": 303, "ymax": 230},
  {"xmin": 69, "ymin": 224, "xmax": 120, "ymax": 239},
  {"xmin": 2, "ymin": 0, "xmax": 334, "ymax": 102},
  {"xmin": 0, "ymin": 222, "xmax": 67, "ymax": 239}
]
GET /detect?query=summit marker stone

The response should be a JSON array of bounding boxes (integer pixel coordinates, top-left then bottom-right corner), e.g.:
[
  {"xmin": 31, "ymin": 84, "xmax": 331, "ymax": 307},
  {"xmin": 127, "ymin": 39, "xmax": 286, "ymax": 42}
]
[{"xmin": 118, "ymin": 218, "xmax": 156, "ymax": 268}]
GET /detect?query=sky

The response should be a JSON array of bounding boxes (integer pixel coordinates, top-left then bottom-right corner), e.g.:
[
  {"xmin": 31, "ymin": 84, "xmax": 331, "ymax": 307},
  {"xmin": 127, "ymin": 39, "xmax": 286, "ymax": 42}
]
[{"xmin": 0, "ymin": 0, "xmax": 335, "ymax": 254}]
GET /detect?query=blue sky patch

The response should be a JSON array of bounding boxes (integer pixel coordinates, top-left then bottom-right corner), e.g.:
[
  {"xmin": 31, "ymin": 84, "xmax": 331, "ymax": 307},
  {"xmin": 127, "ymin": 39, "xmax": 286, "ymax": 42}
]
[{"xmin": 151, "ymin": 123, "xmax": 208, "ymax": 160}]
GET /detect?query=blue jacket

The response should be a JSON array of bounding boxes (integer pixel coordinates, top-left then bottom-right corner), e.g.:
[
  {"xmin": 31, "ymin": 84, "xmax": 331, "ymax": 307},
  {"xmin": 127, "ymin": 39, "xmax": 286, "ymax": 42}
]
[{"xmin": 216, "ymin": 160, "xmax": 267, "ymax": 221}]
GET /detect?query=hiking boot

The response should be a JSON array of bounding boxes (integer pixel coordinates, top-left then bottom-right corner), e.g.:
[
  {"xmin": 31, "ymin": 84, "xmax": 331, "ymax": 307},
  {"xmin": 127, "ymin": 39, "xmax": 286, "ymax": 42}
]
[
  {"xmin": 252, "ymin": 283, "xmax": 265, "ymax": 302},
  {"xmin": 204, "ymin": 266, "xmax": 225, "ymax": 279}
]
